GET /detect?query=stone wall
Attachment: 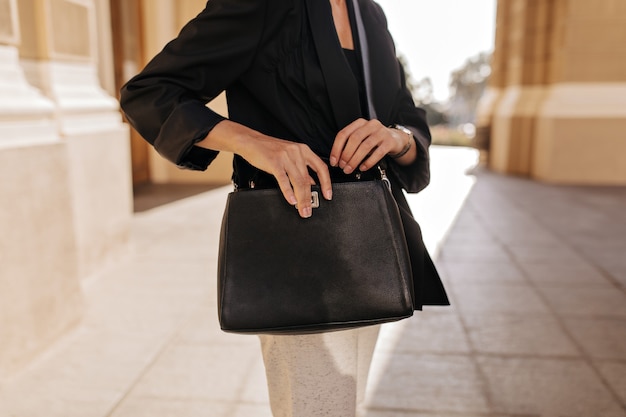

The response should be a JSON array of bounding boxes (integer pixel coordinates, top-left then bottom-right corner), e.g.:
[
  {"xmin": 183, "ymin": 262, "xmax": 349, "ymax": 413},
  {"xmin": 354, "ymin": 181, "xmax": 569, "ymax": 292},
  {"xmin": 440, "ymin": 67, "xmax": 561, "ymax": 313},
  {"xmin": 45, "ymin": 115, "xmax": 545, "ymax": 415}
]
[{"xmin": 0, "ymin": 0, "xmax": 132, "ymax": 377}]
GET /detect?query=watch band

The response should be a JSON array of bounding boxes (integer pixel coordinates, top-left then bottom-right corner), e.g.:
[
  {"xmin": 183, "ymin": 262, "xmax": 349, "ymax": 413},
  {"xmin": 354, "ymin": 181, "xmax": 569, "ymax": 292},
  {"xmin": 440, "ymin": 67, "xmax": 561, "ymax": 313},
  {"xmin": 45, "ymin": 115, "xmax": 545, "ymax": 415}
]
[{"xmin": 388, "ymin": 124, "xmax": 413, "ymax": 159}]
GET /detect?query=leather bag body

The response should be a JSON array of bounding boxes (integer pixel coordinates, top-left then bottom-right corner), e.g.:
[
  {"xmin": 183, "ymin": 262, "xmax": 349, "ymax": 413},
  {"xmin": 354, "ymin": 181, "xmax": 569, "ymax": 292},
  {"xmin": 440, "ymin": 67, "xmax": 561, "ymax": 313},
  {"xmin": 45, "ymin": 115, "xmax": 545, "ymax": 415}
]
[{"xmin": 217, "ymin": 179, "xmax": 414, "ymax": 334}]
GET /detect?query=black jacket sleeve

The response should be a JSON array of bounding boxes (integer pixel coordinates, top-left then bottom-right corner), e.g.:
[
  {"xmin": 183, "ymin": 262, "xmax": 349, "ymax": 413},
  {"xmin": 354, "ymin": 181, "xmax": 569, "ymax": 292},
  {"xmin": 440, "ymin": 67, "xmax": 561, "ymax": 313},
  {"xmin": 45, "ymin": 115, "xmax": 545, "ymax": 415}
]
[
  {"xmin": 386, "ymin": 58, "xmax": 432, "ymax": 194},
  {"xmin": 119, "ymin": 0, "xmax": 268, "ymax": 170}
]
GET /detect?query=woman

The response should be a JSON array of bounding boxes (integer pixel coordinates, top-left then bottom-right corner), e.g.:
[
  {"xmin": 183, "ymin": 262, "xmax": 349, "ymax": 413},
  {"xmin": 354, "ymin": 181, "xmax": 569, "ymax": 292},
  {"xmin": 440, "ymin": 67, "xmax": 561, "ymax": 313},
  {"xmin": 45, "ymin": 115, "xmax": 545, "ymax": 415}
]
[{"xmin": 120, "ymin": 0, "xmax": 449, "ymax": 415}]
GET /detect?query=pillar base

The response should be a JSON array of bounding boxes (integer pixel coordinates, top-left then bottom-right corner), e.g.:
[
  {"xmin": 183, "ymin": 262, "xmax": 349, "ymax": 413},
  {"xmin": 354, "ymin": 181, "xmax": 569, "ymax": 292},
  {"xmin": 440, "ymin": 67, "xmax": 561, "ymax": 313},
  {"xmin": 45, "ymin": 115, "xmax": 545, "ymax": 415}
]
[
  {"xmin": 20, "ymin": 59, "xmax": 122, "ymax": 135},
  {"xmin": 0, "ymin": 46, "xmax": 57, "ymax": 146},
  {"xmin": 19, "ymin": 57, "xmax": 133, "ymax": 278},
  {"xmin": 490, "ymin": 85, "xmax": 548, "ymax": 175},
  {"xmin": 533, "ymin": 83, "xmax": 626, "ymax": 184}
]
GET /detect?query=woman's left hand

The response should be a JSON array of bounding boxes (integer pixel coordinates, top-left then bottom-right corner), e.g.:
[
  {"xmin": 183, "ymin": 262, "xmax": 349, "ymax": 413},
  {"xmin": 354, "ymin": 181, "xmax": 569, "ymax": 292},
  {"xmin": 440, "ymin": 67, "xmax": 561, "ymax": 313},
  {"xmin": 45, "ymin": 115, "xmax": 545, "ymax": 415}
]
[{"xmin": 330, "ymin": 118, "xmax": 415, "ymax": 173}]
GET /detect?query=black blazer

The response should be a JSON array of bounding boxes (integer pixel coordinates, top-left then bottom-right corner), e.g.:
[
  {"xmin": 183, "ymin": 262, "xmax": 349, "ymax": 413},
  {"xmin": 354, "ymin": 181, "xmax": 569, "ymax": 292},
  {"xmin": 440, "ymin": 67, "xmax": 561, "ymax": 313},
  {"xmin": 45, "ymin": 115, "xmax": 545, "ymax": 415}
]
[{"xmin": 120, "ymin": 0, "xmax": 449, "ymax": 307}]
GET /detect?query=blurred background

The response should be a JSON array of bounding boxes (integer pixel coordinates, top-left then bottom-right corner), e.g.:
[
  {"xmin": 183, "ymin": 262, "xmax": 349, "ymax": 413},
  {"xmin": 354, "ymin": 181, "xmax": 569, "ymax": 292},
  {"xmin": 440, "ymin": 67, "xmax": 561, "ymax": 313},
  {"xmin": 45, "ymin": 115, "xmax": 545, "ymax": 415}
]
[{"xmin": 1, "ymin": 0, "xmax": 625, "ymax": 416}]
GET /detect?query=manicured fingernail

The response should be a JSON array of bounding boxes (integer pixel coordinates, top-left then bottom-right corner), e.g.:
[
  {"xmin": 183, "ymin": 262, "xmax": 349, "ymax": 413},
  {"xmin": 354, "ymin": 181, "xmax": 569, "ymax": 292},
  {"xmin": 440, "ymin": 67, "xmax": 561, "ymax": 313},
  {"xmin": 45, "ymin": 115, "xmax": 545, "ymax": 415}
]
[
  {"xmin": 324, "ymin": 189, "xmax": 332, "ymax": 200},
  {"xmin": 360, "ymin": 164, "xmax": 367, "ymax": 171},
  {"xmin": 330, "ymin": 156, "xmax": 337, "ymax": 166},
  {"xmin": 339, "ymin": 160, "xmax": 346, "ymax": 169},
  {"xmin": 289, "ymin": 196, "xmax": 297, "ymax": 205},
  {"xmin": 303, "ymin": 207, "xmax": 312, "ymax": 218},
  {"xmin": 344, "ymin": 165, "xmax": 353, "ymax": 174}
]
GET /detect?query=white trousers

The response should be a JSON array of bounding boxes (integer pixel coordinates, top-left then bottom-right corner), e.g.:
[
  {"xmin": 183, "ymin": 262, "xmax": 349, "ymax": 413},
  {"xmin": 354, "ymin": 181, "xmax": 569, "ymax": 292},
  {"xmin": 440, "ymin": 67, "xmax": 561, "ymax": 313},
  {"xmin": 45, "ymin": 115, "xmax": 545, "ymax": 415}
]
[{"xmin": 258, "ymin": 325, "xmax": 381, "ymax": 417}]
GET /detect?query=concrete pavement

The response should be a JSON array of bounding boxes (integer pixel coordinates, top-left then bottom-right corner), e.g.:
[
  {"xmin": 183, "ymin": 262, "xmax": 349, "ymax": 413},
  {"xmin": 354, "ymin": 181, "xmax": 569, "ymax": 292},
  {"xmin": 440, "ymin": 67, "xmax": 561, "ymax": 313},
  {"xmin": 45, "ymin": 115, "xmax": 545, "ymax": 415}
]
[{"xmin": 1, "ymin": 146, "xmax": 625, "ymax": 417}]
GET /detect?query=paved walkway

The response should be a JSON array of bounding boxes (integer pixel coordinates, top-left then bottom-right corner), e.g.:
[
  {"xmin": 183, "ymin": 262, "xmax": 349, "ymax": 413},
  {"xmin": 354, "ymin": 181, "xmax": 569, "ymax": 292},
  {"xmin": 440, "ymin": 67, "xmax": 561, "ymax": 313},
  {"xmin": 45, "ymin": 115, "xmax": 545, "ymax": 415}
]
[{"xmin": 1, "ymin": 146, "xmax": 625, "ymax": 417}]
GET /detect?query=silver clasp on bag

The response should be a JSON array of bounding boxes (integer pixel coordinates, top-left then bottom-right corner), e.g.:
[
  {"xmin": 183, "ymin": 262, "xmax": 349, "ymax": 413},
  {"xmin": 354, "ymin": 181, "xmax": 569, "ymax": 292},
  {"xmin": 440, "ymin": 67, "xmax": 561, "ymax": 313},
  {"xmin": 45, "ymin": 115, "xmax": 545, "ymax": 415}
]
[
  {"xmin": 295, "ymin": 191, "xmax": 320, "ymax": 210},
  {"xmin": 311, "ymin": 191, "xmax": 320, "ymax": 208}
]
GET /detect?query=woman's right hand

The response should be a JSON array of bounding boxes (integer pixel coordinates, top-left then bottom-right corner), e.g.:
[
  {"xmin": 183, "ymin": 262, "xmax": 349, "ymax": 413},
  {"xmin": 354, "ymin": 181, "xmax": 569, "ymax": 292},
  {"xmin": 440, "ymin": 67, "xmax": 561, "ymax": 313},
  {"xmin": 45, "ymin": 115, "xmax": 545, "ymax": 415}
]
[{"xmin": 197, "ymin": 120, "xmax": 332, "ymax": 219}]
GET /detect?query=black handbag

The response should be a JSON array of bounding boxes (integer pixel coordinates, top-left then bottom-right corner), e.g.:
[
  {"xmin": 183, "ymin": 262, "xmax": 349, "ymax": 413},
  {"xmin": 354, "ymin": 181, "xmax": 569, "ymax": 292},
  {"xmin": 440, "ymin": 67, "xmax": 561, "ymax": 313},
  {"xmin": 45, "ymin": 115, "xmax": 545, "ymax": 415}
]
[{"xmin": 217, "ymin": 169, "xmax": 415, "ymax": 334}]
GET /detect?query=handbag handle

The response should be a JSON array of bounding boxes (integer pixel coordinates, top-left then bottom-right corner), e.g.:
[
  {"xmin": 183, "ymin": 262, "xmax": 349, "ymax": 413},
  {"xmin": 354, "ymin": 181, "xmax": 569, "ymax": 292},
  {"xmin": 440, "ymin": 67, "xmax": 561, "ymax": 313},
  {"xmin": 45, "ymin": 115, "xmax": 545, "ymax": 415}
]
[
  {"xmin": 295, "ymin": 164, "xmax": 390, "ymax": 210},
  {"xmin": 247, "ymin": 156, "xmax": 389, "ymax": 190}
]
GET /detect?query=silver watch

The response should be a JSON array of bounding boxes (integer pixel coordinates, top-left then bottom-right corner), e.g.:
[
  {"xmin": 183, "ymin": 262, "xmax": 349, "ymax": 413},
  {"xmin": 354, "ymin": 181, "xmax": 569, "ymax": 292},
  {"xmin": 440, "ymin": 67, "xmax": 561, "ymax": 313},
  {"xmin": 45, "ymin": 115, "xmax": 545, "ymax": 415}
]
[{"xmin": 389, "ymin": 124, "xmax": 413, "ymax": 158}]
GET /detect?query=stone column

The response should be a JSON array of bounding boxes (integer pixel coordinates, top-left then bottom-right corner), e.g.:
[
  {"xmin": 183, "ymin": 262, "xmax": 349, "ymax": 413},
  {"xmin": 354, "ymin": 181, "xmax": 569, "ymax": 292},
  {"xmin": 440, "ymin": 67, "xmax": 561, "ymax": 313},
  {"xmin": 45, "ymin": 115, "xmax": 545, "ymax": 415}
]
[
  {"xmin": 533, "ymin": 0, "xmax": 626, "ymax": 183},
  {"xmin": 474, "ymin": 0, "xmax": 510, "ymax": 162},
  {"xmin": 0, "ymin": 0, "xmax": 57, "ymax": 144},
  {"xmin": 0, "ymin": 0, "xmax": 83, "ymax": 377},
  {"xmin": 16, "ymin": 0, "xmax": 133, "ymax": 278},
  {"xmin": 490, "ymin": 0, "xmax": 553, "ymax": 175},
  {"xmin": 94, "ymin": 0, "xmax": 117, "ymax": 96}
]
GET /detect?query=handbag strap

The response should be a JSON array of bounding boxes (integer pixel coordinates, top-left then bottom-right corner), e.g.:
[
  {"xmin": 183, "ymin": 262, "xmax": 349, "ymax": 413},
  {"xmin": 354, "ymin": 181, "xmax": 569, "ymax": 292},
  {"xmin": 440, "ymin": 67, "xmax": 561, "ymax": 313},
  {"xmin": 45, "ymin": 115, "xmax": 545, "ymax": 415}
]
[
  {"xmin": 351, "ymin": 0, "xmax": 377, "ymax": 120},
  {"xmin": 350, "ymin": 0, "xmax": 393, "ymax": 188}
]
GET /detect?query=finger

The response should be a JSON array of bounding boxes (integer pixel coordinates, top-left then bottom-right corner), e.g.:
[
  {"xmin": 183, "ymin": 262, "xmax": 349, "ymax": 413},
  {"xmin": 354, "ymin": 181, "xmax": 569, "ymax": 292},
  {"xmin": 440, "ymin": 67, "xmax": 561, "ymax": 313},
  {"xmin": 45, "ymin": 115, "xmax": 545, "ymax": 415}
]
[
  {"xmin": 293, "ymin": 183, "xmax": 312, "ymax": 218},
  {"xmin": 330, "ymin": 119, "xmax": 367, "ymax": 167},
  {"xmin": 274, "ymin": 171, "xmax": 297, "ymax": 206},
  {"xmin": 344, "ymin": 134, "xmax": 382, "ymax": 174},
  {"xmin": 340, "ymin": 122, "xmax": 380, "ymax": 173},
  {"xmin": 358, "ymin": 144, "xmax": 389, "ymax": 172},
  {"xmin": 307, "ymin": 154, "xmax": 333, "ymax": 200},
  {"xmin": 285, "ymin": 161, "xmax": 314, "ymax": 218}
]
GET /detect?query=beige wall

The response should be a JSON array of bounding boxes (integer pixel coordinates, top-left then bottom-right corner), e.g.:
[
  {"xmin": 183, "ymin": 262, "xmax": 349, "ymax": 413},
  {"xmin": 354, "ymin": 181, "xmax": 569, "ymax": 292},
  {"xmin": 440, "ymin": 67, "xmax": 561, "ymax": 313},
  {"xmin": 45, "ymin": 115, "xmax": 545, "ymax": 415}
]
[
  {"xmin": 0, "ymin": 0, "xmax": 132, "ymax": 378},
  {"xmin": 0, "ymin": 143, "xmax": 84, "ymax": 376},
  {"xmin": 477, "ymin": 0, "xmax": 626, "ymax": 184}
]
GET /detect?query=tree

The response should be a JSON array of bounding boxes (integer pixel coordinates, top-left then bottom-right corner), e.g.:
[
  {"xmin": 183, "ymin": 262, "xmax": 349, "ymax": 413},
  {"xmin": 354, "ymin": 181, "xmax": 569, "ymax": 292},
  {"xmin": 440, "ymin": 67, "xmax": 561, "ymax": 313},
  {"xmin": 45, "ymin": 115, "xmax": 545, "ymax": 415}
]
[
  {"xmin": 446, "ymin": 51, "xmax": 492, "ymax": 126},
  {"xmin": 397, "ymin": 54, "xmax": 447, "ymax": 126}
]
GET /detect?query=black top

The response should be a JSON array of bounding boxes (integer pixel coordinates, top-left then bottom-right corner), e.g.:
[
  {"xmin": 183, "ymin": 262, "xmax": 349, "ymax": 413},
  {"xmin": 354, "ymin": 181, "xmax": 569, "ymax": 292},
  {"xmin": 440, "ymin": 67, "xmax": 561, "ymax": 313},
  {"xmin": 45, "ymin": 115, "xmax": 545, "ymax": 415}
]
[
  {"xmin": 120, "ymin": 0, "xmax": 433, "ymax": 193},
  {"xmin": 342, "ymin": 48, "xmax": 369, "ymax": 118}
]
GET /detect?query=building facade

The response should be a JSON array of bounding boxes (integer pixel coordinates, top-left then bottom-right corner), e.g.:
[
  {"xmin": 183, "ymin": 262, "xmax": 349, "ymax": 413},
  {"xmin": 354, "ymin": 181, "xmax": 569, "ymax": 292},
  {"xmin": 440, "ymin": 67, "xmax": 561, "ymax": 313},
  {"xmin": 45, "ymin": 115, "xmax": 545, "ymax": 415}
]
[
  {"xmin": 1, "ymin": 0, "xmax": 131, "ymax": 377},
  {"xmin": 0, "ymin": 0, "xmax": 232, "ymax": 380},
  {"xmin": 1, "ymin": 0, "xmax": 625, "ymax": 378}
]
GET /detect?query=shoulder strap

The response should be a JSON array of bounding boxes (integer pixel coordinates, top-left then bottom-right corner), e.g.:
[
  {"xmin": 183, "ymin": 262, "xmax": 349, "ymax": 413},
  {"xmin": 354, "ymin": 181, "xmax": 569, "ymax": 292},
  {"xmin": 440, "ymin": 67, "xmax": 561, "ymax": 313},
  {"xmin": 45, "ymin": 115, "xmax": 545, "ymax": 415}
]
[{"xmin": 351, "ymin": 0, "xmax": 377, "ymax": 119}]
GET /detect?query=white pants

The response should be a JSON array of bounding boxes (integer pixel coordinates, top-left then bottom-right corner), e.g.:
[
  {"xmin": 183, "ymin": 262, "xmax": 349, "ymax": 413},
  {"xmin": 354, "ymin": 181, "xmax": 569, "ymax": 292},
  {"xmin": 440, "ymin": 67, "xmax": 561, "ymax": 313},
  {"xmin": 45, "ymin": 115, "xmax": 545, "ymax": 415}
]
[{"xmin": 258, "ymin": 325, "xmax": 381, "ymax": 417}]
